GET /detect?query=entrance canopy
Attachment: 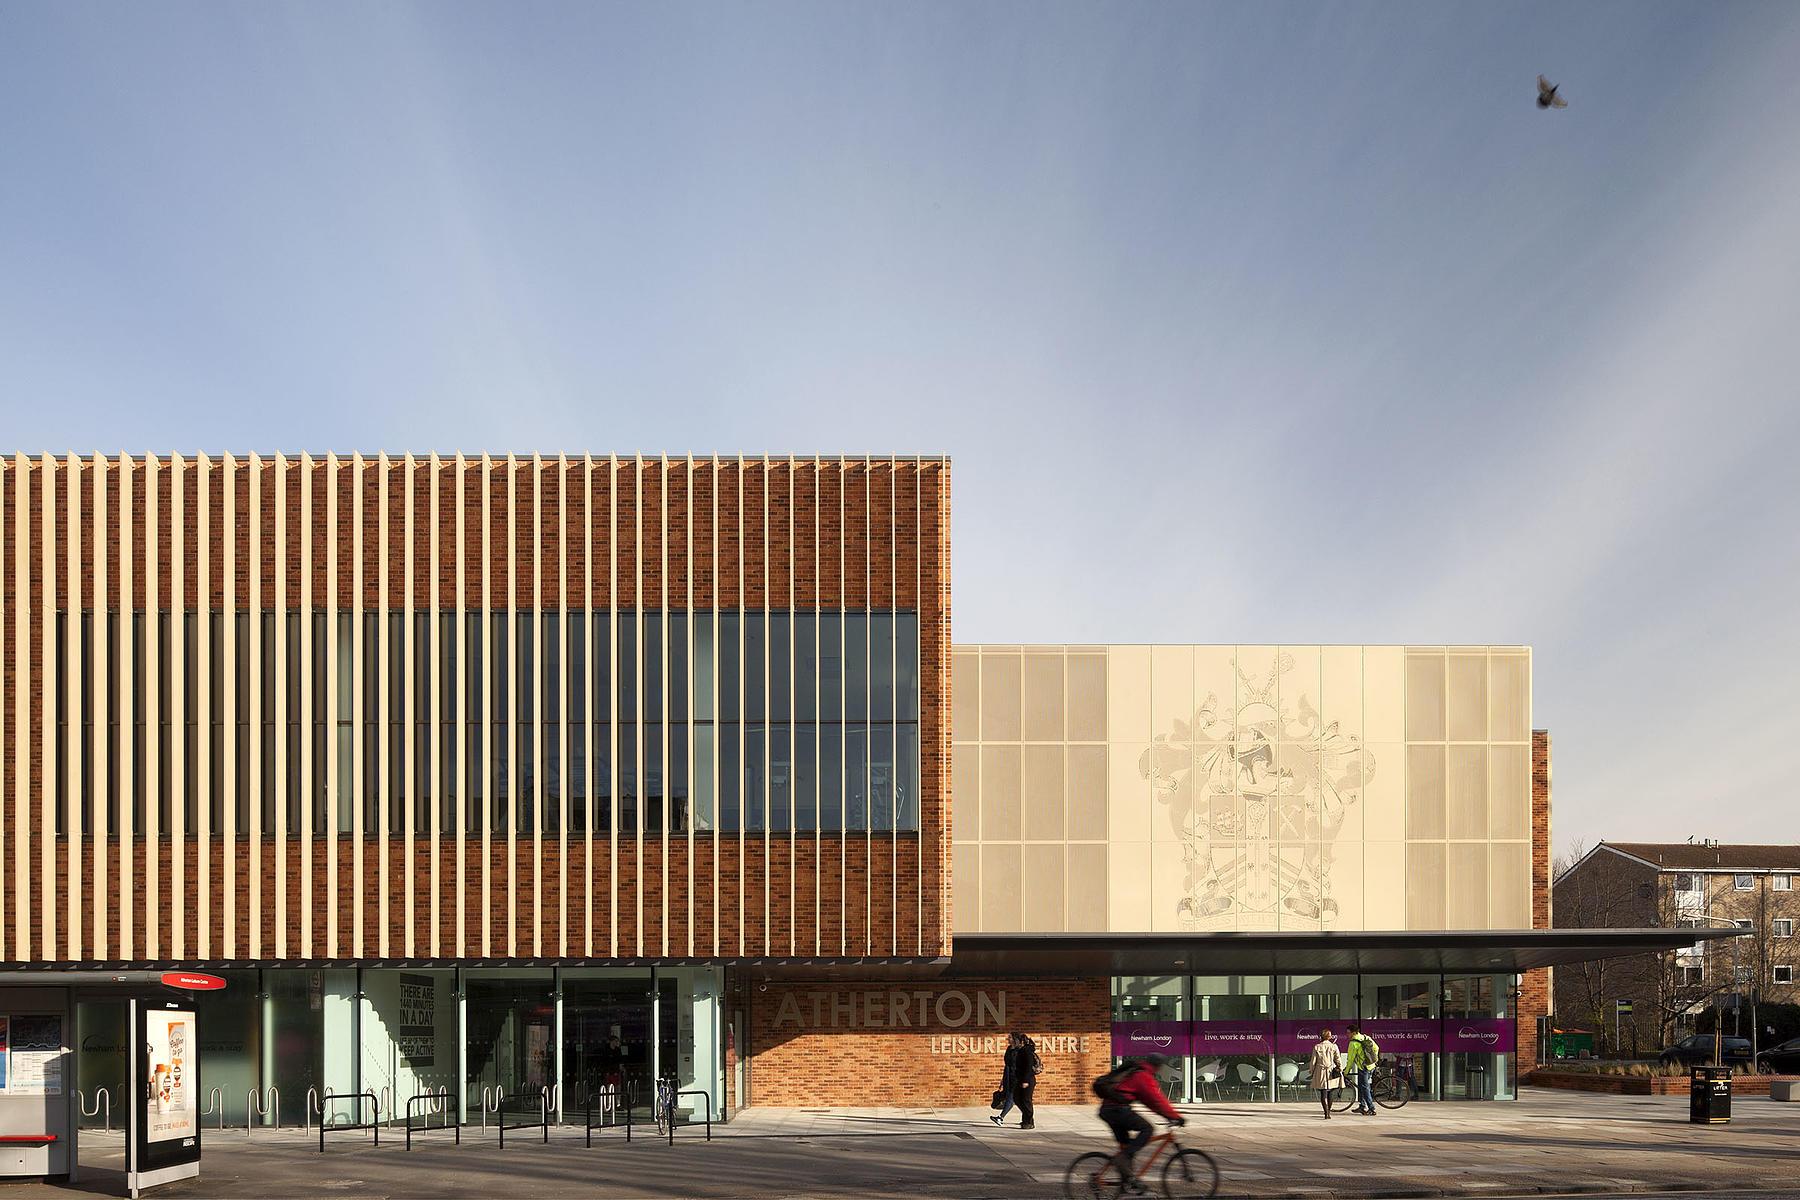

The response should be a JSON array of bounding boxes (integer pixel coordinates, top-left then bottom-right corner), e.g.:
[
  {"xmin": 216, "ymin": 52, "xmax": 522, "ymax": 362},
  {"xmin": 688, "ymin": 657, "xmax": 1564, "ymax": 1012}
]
[{"xmin": 942, "ymin": 928, "xmax": 1746, "ymax": 977}]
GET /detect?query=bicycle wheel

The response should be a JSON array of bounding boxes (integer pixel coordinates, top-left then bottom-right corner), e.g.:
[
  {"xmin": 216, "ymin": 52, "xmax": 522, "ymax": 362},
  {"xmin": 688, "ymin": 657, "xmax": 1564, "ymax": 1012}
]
[
  {"xmin": 1063, "ymin": 1151, "xmax": 1123, "ymax": 1200},
  {"xmin": 1161, "ymin": 1147, "xmax": 1220, "ymax": 1199},
  {"xmin": 1375, "ymin": 1075, "xmax": 1408, "ymax": 1111},
  {"xmin": 1332, "ymin": 1085, "xmax": 1356, "ymax": 1113}
]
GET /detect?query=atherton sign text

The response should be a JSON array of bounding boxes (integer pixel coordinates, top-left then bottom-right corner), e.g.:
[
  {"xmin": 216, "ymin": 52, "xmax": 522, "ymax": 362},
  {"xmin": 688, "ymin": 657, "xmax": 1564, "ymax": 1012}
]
[{"xmin": 771, "ymin": 989, "xmax": 1006, "ymax": 1030}]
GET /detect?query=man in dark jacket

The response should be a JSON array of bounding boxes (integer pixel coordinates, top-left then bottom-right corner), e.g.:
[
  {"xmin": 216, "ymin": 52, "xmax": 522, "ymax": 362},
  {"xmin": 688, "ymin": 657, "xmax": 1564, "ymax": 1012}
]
[
  {"xmin": 1098, "ymin": 1055, "xmax": 1184, "ymax": 1193},
  {"xmin": 1011, "ymin": 1034, "xmax": 1039, "ymax": 1129}
]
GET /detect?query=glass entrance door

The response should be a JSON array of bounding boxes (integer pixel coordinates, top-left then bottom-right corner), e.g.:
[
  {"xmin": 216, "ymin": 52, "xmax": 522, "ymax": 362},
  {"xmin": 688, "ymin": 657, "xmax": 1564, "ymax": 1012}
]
[
  {"xmin": 465, "ymin": 970, "xmax": 554, "ymax": 1119},
  {"xmin": 561, "ymin": 969, "xmax": 653, "ymax": 1110}
]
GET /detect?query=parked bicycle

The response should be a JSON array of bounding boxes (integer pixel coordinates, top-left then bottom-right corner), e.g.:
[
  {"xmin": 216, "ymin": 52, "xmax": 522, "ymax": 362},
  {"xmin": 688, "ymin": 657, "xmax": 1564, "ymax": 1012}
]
[
  {"xmin": 653, "ymin": 1074, "xmax": 677, "ymax": 1137},
  {"xmin": 1063, "ymin": 1123, "xmax": 1218, "ymax": 1199},
  {"xmin": 1333, "ymin": 1060, "xmax": 1412, "ymax": 1112}
]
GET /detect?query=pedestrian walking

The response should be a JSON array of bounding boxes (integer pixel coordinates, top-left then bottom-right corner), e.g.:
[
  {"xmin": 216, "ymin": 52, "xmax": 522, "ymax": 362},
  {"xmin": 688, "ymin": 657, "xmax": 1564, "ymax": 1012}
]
[
  {"xmin": 1345, "ymin": 1021, "xmax": 1380, "ymax": 1115},
  {"xmin": 1307, "ymin": 1028, "xmax": 1344, "ymax": 1118},
  {"xmin": 1012, "ymin": 1033, "xmax": 1041, "ymax": 1129},
  {"xmin": 990, "ymin": 1032, "xmax": 1019, "ymax": 1125}
]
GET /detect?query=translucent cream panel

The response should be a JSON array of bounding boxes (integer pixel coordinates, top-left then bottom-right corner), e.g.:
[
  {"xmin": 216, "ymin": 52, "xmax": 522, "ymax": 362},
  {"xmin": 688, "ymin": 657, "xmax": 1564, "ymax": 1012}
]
[
  {"xmin": 1363, "ymin": 744, "xmax": 1405, "ymax": 841},
  {"xmin": 1022, "ymin": 653, "xmax": 1066, "ymax": 742},
  {"xmin": 1364, "ymin": 843, "xmax": 1407, "ymax": 928},
  {"xmin": 1067, "ymin": 744, "xmax": 1109, "ymax": 840},
  {"xmin": 1022, "ymin": 745, "xmax": 1066, "ymax": 840},
  {"xmin": 1108, "ymin": 842, "xmax": 1152, "ymax": 931},
  {"xmin": 952, "ymin": 650, "xmax": 981, "ymax": 743},
  {"xmin": 980, "ymin": 652, "xmax": 1022, "ymax": 741},
  {"xmin": 1150, "ymin": 645, "xmax": 1193, "ymax": 739},
  {"xmin": 1067, "ymin": 654, "xmax": 1107, "ymax": 741},
  {"xmin": 952, "ymin": 742, "xmax": 979, "ymax": 842},
  {"xmin": 1364, "ymin": 647, "xmax": 1405, "ymax": 742},
  {"xmin": 1447, "ymin": 746, "xmax": 1488, "ymax": 840},
  {"xmin": 1405, "ymin": 745, "xmax": 1446, "ymax": 839},
  {"xmin": 980, "ymin": 844, "xmax": 1023, "ymax": 932},
  {"xmin": 952, "ymin": 841, "xmax": 979, "ymax": 933},
  {"xmin": 1276, "ymin": 645, "xmax": 1321, "ymax": 743},
  {"xmin": 1022, "ymin": 844, "xmax": 1066, "ymax": 932},
  {"xmin": 1448, "ymin": 843, "xmax": 1489, "ymax": 929},
  {"xmin": 979, "ymin": 745, "xmax": 1021, "ymax": 840},
  {"xmin": 1405, "ymin": 652, "xmax": 1445, "ymax": 741},
  {"xmin": 1067, "ymin": 843, "xmax": 1109, "ymax": 931},
  {"xmin": 1150, "ymin": 842, "xmax": 1189, "ymax": 933},
  {"xmin": 1405, "ymin": 842, "xmax": 1446, "ymax": 929},
  {"xmin": 1320, "ymin": 646, "xmax": 1363, "ymax": 741},
  {"xmin": 1447, "ymin": 654, "xmax": 1489, "ymax": 742},
  {"xmin": 1106, "ymin": 646, "xmax": 1151, "ymax": 742},
  {"xmin": 1108, "ymin": 743, "xmax": 1152, "ymax": 842},
  {"xmin": 1193, "ymin": 646, "xmax": 1238, "ymax": 739},
  {"xmin": 1489, "ymin": 745, "xmax": 1529, "ymax": 840},
  {"xmin": 1323, "ymin": 839, "xmax": 1365, "ymax": 930},
  {"xmin": 1489, "ymin": 842, "xmax": 1530, "ymax": 928},
  {"xmin": 1490, "ymin": 654, "xmax": 1530, "ymax": 742}
]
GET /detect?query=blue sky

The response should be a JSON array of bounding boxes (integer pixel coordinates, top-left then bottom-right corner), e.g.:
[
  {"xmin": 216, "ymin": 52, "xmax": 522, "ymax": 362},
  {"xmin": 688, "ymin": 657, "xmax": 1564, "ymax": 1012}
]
[{"xmin": 3, "ymin": 1, "xmax": 1796, "ymax": 854}]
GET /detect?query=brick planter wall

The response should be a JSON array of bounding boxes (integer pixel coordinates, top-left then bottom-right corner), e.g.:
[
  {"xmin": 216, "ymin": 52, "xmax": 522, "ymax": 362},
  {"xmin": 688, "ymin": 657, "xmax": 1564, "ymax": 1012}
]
[
  {"xmin": 1525, "ymin": 1070, "xmax": 1795, "ymax": 1096},
  {"xmin": 745, "ymin": 977, "xmax": 1111, "ymax": 1106}
]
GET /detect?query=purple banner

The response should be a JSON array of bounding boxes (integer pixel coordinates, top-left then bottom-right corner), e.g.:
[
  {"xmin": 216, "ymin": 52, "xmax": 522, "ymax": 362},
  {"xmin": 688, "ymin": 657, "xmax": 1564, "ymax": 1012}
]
[
  {"xmin": 1190, "ymin": 1020, "xmax": 1274, "ymax": 1057},
  {"xmin": 1360, "ymin": 1018, "xmax": 1441, "ymax": 1053},
  {"xmin": 1444, "ymin": 1018, "xmax": 1516, "ymax": 1054},
  {"xmin": 1275, "ymin": 1019, "xmax": 1355, "ymax": 1055},
  {"xmin": 1111, "ymin": 1021, "xmax": 1190, "ymax": 1058}
]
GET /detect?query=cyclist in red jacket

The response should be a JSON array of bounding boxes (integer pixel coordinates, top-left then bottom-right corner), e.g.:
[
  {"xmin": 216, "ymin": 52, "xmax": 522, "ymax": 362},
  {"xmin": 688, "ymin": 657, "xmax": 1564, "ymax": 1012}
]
[{"xmin": 1097, "ymin": 1054, "xmax": 1185, "ymax": 1194}]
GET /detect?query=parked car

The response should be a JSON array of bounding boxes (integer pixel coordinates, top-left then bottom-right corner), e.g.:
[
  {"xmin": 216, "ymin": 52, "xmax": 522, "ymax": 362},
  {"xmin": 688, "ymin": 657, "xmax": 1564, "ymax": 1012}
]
[
  {"xmin": 1756, "ymin": 1036, "xmax": 1800, "ymax": 1074},
  {"xmin": 1658, "ymin": 1033, "xmax": 1753, "ymax": 1068}
]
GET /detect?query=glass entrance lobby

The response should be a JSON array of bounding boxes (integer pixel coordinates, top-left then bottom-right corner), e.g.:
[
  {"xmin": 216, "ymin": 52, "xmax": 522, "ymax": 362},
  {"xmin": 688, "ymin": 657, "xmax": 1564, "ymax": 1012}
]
[
  {"xmin": 73, "ymin": 966, "xmax": 723, "ymax": 1127},
  {"xmin": 1110, "ymin": 972, "xmax": 1518, "ymax": 1104}
]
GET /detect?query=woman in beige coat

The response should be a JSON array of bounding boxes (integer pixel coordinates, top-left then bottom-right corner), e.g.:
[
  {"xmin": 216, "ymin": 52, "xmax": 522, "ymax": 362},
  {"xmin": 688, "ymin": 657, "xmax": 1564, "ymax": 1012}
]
[{"xmin": 1307, "ymin": 1029, "xmax": 1345, "ymax": 1118}]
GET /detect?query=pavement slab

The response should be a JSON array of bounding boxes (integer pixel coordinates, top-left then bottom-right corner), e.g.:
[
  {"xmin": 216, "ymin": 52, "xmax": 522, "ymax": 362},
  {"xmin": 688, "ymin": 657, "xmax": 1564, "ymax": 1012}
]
[{"xmin": 12, "ymin": 1088, "xmax": 1800, "ymax": 1198}]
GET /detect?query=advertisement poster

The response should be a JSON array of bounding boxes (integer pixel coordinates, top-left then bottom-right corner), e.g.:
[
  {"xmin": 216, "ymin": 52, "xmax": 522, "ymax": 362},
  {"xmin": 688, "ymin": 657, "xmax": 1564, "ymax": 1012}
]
[
  {"xmin": 1359, "ymin": 1018, "xmax": 1442, "ymax": 1053},
  {"xmin": 1445, "ymin": 1018, "xmax": 1516, "ymax": 1054},
  {"xmin": 398, "ymin": 974, "xmax": 437, "ymax": 1067},
  {"xmin": 145, "ymin": 1010, "xmax": 197, "ymax": 1144},
  {"xmin": 0, "ymin": 1015, "xmax": 8, "ymax": 1090},
  {"xmin": 1190, "ymin": 1020, "xmax": 1274, "ymax": 1056},
  {"xmin": 8, "ymin": 1015, "xmax": 64, "ymax": 1095},
  {"xmin": 1111, "ymin": 1021, "xmax": 1191, "ymax": 1058}
]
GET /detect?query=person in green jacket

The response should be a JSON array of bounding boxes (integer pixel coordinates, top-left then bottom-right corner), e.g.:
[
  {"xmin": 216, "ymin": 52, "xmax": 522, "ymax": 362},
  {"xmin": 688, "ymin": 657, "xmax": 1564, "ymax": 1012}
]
[{"xmin": 1344, "ymin": 1022, "xmax": 1380, "ymax": 1115}]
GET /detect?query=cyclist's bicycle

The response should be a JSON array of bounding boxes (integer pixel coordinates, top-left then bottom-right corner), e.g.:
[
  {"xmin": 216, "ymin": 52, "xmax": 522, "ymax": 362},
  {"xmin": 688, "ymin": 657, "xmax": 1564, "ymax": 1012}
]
[
  {"xmin": 1063, "ymin": 1123, "xmax": 1218, "ymax": 1199},
  {"xmin": 653, "ymin": 1074, "xmax": 677, "ymax": 1136},
  {"xmin": 1333, "ymin": 1060, "xmax": 1413, "ymax": 1112}
]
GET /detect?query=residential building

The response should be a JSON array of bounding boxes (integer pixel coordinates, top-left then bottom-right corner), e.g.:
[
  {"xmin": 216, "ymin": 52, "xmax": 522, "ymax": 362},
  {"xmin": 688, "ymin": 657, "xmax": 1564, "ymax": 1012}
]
[{"xmin": 1553, "ymin": 841, "xmax": 1797, "ymax": 1054}]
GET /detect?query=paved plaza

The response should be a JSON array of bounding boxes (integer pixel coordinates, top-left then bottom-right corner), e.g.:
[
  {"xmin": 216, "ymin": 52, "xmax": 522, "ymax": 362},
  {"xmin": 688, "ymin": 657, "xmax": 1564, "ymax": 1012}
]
[{"xmin": 27, "ymin": 1089, "xmax": 1800, "ymax": 1199}]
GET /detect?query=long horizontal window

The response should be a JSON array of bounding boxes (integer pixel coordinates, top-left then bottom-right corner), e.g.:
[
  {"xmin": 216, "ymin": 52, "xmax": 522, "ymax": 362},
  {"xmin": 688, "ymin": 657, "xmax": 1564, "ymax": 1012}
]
[{"xmin": 53, "ymin": 608, "xmax": 923, "ymax": 839}]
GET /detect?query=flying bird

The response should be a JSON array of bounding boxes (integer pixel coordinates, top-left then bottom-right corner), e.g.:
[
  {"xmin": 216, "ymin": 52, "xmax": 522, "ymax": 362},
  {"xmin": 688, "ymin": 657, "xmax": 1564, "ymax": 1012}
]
[{"xmin": 1537, "ymin": 75, "xmax": 1568, "ymax": 109}]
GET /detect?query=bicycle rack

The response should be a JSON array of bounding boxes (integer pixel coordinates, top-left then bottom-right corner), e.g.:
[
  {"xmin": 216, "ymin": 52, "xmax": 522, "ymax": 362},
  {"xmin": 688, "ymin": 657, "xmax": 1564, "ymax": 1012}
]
[
  {"xmin": 247, "ymin": 1086, "xmax": 279, "ymax": 1135},
  {"xmin": 317, "ymin": 1092, "xmax": 380, "ymax": 1152},
  {"xmin": 304, "ymin": 1087, "xmax": 322, "ymax": 1133},
  {"xmin": 480, "ymin": 1085, "xmax": 505, "ymax": 1132},
  {"xmin": 496, "ymin": 1091, "xmax": 548, "ymax": 1149},
  {"xmin": 79, "ymin": 1087, "xmax": 112, "ymax": 1133},
  {"xmin": 201, "ymin": 1086, "xmax": 225, "ymax": 1132},
  {"xmin": 674, "ymin": 1090, "xmax": 714, "ymax": 1143},
  {"xmin": 583, "ymin": 1084, "xmax": 621, "ymax": 1147},
  {"xmin": 404, "ymin": 1091, "xmax": 460, "ymax": 1150},
  {"xmin": 541, "ymin": 1083, "xmax": 560, "ymax": 1125}
]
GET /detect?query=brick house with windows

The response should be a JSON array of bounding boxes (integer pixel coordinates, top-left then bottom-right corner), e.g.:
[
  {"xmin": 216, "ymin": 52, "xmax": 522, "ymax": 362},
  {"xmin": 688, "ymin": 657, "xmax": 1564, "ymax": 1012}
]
[{"xmin": 1553, "ymin": 841, "xmax": 1799, "ymax": 1055}]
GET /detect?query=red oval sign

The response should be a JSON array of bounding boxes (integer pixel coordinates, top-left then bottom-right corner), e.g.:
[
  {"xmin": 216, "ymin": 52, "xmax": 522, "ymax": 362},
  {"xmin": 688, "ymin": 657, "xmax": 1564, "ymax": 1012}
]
[{"xmin": 161, "ymin": 972, "xmax": 226, "ymax": 991}]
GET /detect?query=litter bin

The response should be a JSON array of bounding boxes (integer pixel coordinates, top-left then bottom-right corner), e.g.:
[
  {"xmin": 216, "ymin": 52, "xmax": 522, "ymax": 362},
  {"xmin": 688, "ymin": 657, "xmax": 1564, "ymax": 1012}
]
[{"xmin": 1690, "ymin": 1065, "xmax": 1732, "ymax": 1125}]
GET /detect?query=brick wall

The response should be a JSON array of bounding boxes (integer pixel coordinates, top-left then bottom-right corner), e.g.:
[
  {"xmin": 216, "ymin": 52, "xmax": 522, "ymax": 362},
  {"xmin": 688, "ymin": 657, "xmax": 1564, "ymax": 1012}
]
[
  {"xmin": 0, "ymin": 455, "xmax": 952, "ymax": 967},
  {"xmin": 744, "ymin": 976, "xmax": 1111, "ymax": 1106},
  {"xmin": 1516, "ymin": 728, "xmax": 1552, "ymax": 1066}
]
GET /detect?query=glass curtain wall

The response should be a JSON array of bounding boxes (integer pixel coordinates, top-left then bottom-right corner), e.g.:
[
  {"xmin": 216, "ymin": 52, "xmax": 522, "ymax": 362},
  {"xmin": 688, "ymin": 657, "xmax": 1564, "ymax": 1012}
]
[
  {"xmin": 1112, "ymin": 973, "xmax": 1520, "ymax": 1104},
  {"xmin": 1275, "ymin": 975, "xmax": 1356, "ymax": 1103},
  {"xmin": 1359, "ymin": 973, "xmax": 1440, "ymax": 1100},
  {"xmin": 464, "ymin": 969, "xmax": 555, "ymax": 1120},
  {"xmin": 1443, "ymin": 974, "xmax": 1516, "ymax": 1100}
]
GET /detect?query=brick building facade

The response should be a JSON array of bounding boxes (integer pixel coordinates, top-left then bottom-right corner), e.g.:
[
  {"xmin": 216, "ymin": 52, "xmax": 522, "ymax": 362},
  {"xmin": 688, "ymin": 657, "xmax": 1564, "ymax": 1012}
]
[{"xmin": 0, "ymin": 452, "xmax": 1692, "ymax": 1131}]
